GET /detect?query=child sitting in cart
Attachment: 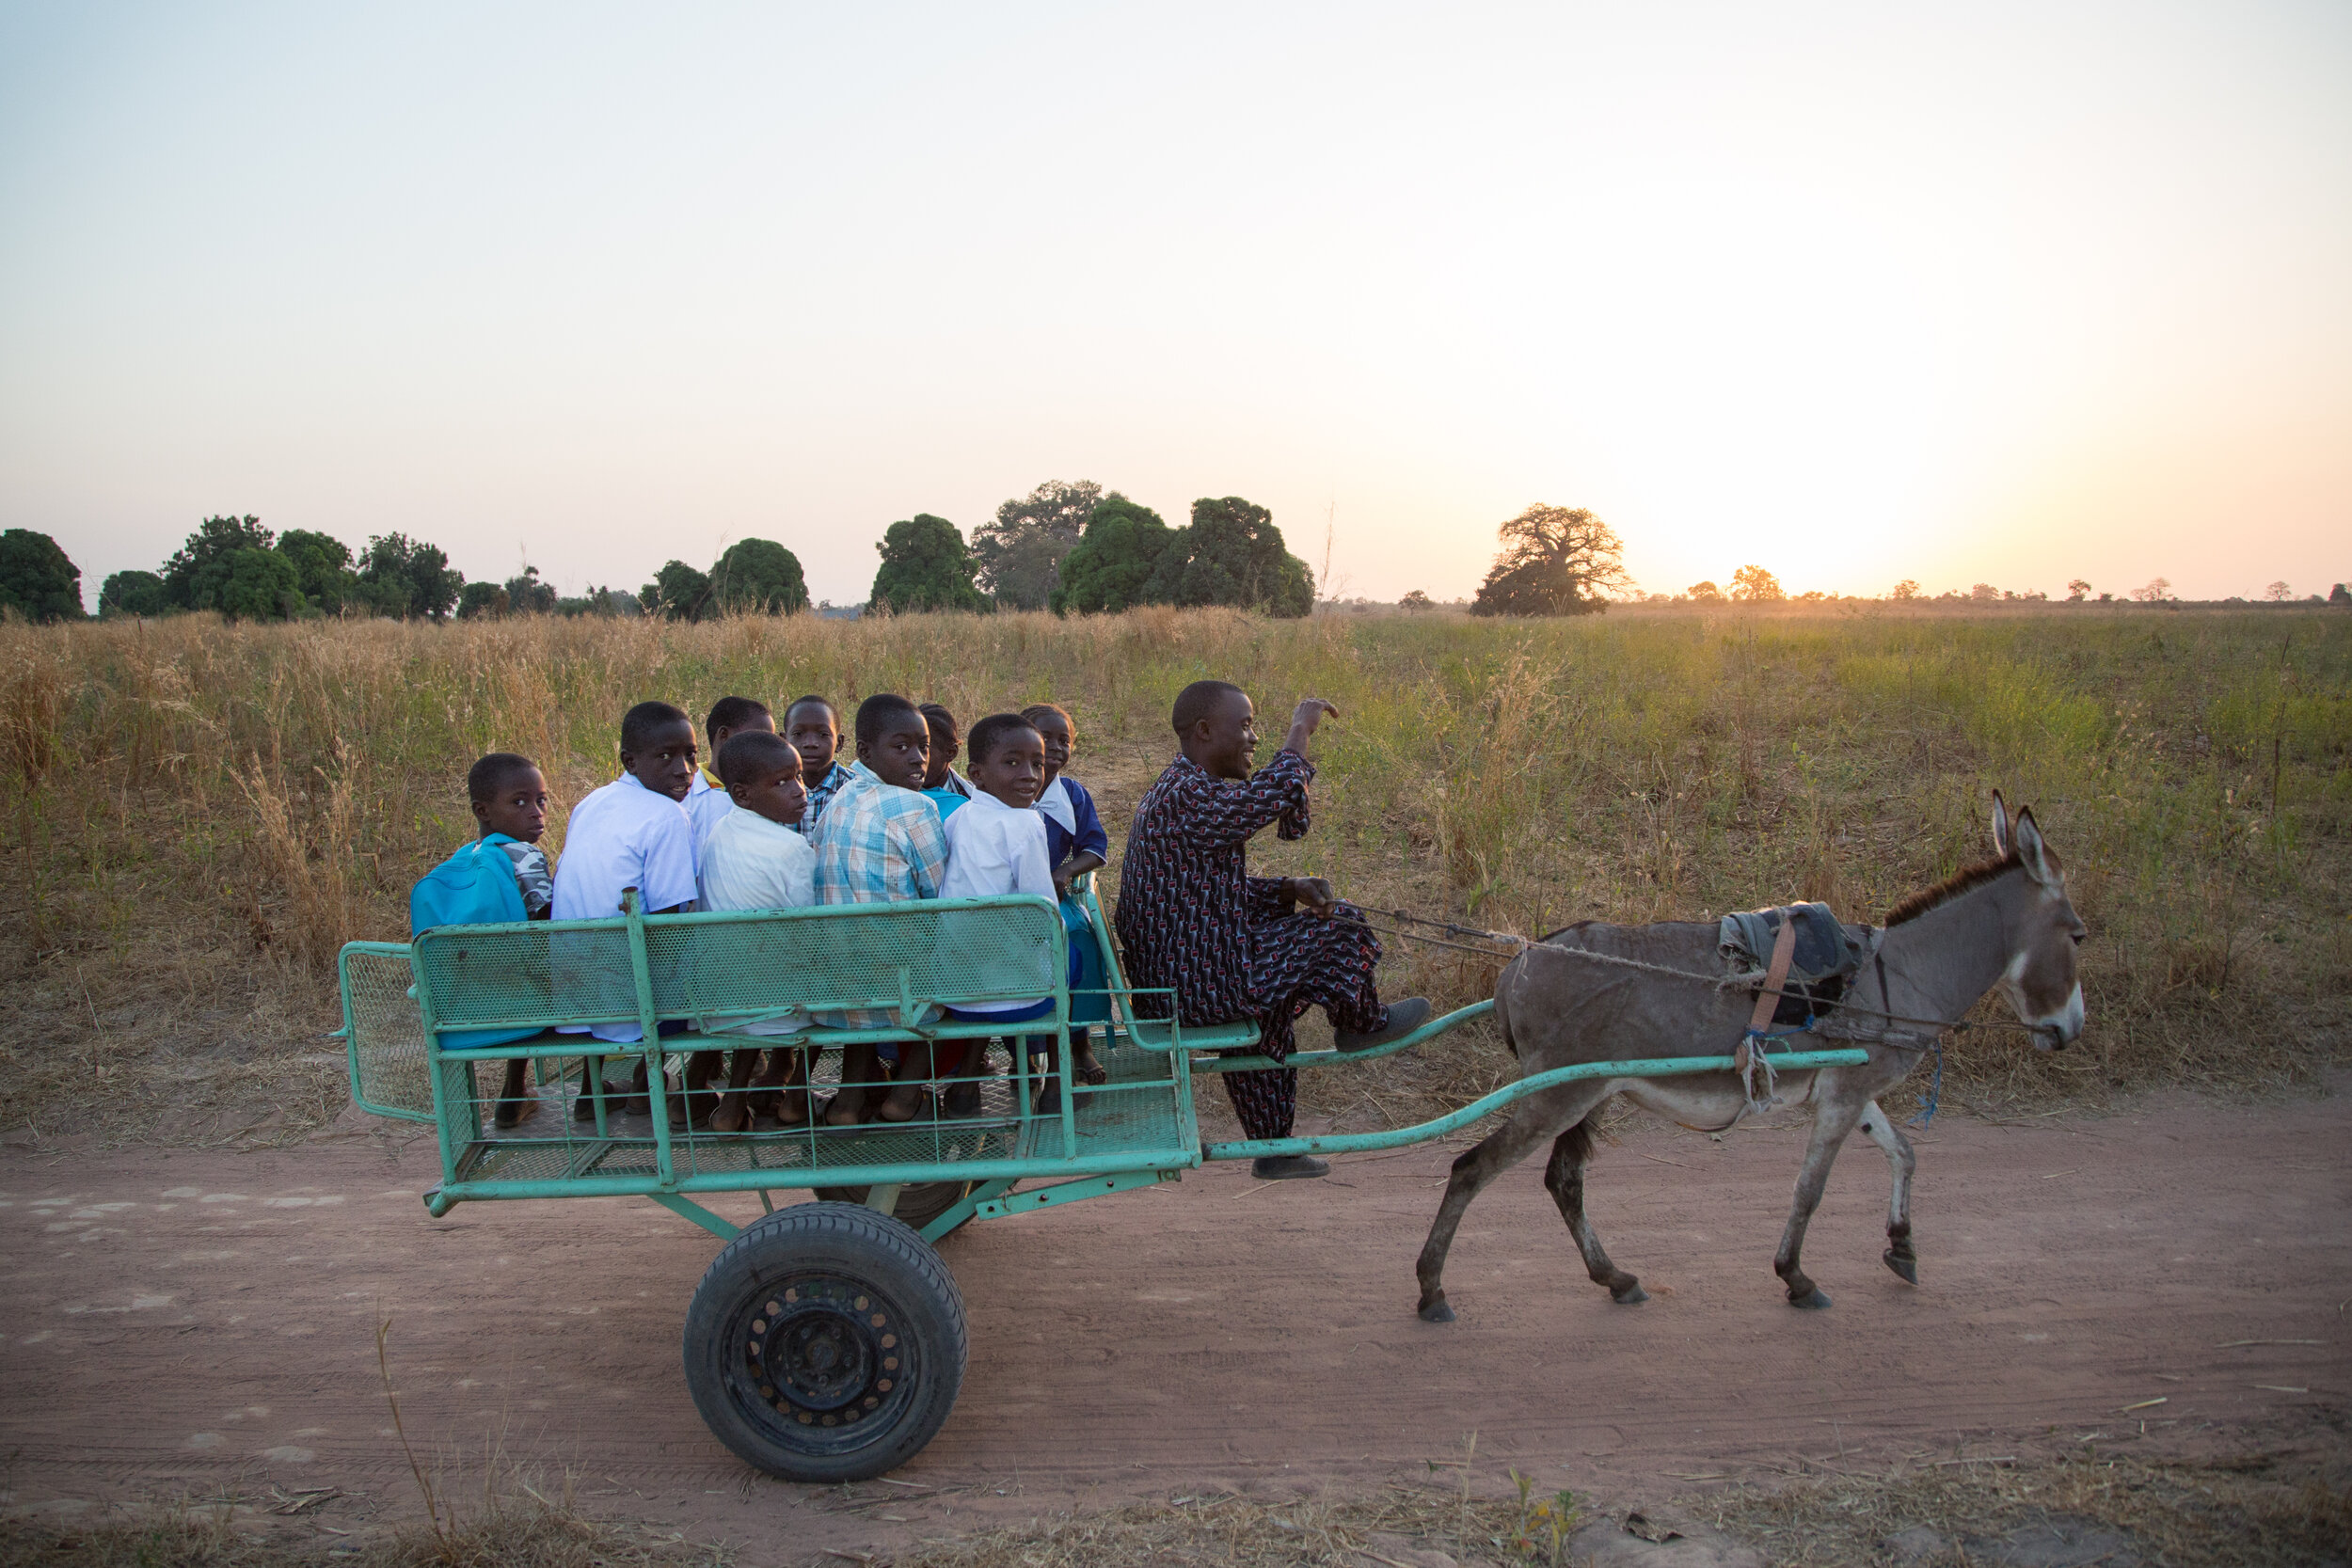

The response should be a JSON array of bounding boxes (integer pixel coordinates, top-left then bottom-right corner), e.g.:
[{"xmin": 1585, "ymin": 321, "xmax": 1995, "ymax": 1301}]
[
  {"xmin": 808, "ymin": 693, "xmax": 949, "ymax": 1124},
  {"xmin": 411, "ymin": 752, "xmax": 555, "ymax": 1129},
  {"xmin": 550, "ymin": 701, "xmax": 702, "ymax": 1125},
  {"xmin": 1024, "ymin": 703, "xmax": 1111, "ymax": 1087},
  {"xmin": 686, "ymin": 695, "xmax": 774, "ymax": 857},
  {"xmin": 696, "ymin": 729, "xmax": 818, "ymax": 1131},
  {"xmin": 918, "ymin": 702, "xmax": 974, "ymax": 822},
  {"xmin": 783, "ymin": 694, "xmax": 855, "ymax": 836},
  {"xmin": 940, "ymin": 713, "xmax": 1082, "ymax": 1114}
]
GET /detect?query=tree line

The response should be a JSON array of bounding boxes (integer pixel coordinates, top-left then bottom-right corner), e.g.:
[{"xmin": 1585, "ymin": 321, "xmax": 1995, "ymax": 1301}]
[{"xmin": 0, "ymin": 482, "xmax": 1328, "ymax": 626}]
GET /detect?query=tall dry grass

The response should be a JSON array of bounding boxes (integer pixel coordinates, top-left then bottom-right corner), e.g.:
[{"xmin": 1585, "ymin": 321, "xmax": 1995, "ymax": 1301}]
[{"xmin": 0, "ymin": 603, "xmax": 2344, "ymax": 1141}]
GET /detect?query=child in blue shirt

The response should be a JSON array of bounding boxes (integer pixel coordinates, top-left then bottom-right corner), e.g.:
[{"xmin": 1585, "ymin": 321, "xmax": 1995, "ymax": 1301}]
[
  {"xmin": 410, "ymin": 752, "xmax": 554, "ymax": 1128},
  {"xmin": 918, "ymin": 702, "xmax": 974, "ymax": 823},
  {"xmin": 1024, "ymin": 703, "xmax": 1112, "ymax": 1086}
]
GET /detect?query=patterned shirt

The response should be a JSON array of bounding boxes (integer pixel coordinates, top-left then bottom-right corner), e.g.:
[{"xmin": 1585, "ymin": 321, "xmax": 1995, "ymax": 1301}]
[
  {"xmin": 809, "ymin": 760, "xmax": 950, "ymax": 1026},
  {"xmin": 1112, "ymin": 750, "xmax": 1311, "ymax": 1025},
  {"xmin": 495, "ymin": 839, "xmax": 555, "ymax": 916},
  {"xmin": 794, "ymin": 760, "xmax": 857, "ymax": 836}
]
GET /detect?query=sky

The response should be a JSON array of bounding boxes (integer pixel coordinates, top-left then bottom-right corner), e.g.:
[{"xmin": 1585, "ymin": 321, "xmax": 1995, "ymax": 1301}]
[{"xmin": 3, "ymin": 2, "xmax": 2347, "ymax": 610}]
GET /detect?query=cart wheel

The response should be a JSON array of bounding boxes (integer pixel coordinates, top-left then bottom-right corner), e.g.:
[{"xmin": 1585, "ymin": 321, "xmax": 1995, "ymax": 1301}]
[
  {"xmin": 812, "ymin": 1181, "xmax": 975, "ymax": 1234},
  {"xmin": 683, "ymin": 1202, "xmax": 966, "ymax": 1482}
]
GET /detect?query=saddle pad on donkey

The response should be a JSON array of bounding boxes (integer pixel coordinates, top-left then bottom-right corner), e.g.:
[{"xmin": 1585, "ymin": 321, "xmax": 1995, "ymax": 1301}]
[{"xmin": 1718, "ymin": 903, "xmax": 1874, "ymax": 1026}]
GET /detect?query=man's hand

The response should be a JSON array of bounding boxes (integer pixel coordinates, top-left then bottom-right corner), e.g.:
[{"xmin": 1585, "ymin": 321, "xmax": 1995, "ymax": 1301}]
[
  {"xmin": 1288, "ymin": 877, "xmax": 1337, "ymax": 918},
  {"xmin": 1050, "ymin": 863, "xmax": 1076, "ymax": 897},
  {"xmin": 1285, "ymin": 697, "xmax": 1340, "ymax": 756}
]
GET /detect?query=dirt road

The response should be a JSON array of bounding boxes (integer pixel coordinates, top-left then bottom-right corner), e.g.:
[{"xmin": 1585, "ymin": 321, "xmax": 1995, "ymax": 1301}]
[{"xmin": 3, "ymin": 1086, "xmax": 2345, "ymax": 1564}]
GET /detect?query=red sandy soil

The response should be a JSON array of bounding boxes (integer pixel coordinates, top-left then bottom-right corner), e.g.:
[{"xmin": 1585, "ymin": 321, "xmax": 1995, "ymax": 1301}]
[{"xmin": 2, "ymin": 1085, "xmax": 2344, "ymax": 1565}]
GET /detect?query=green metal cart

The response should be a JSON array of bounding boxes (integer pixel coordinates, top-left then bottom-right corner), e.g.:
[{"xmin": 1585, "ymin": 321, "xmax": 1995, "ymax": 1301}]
[{"xmin": 339, "ymin": 880, "xmax": 1863, "ymax": 1481}]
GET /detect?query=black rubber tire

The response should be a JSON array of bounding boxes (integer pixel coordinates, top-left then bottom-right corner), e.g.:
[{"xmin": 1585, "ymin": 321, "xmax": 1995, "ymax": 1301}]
[
  {"xmin": 810, "ymin": 1180, "xmax": 974, "ymax": 1234},
  {"xmin": 682, "ymin": 1201, "xmax": 966, "ymax": 1482}
]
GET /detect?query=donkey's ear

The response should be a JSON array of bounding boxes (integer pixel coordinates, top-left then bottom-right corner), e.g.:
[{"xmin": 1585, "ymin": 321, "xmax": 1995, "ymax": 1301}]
[
  {"xmin": 2012, "ymin": 805, "xmax": 2057, "ymax": 885},
  {"xmin": 1990, "ymin": 790, "xmax": 2011, "ymax": 858}
]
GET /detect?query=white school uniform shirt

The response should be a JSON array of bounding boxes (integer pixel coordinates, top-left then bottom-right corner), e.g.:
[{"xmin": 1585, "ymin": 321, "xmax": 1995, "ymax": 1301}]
[
  {"xmin": 696, "ymin": 807, "xmax": 818, "ymax": 1035},
  {"xmin": 550, "ymin": 772, "xmax": 699, "ymax": 1042},
  {"xmin": 685, "ymin": 768, "xmax": 733, "ymax": 859},
  {"xmin": 938, "ymin": 789, "xmax": 1056, "ymax": 1015}
]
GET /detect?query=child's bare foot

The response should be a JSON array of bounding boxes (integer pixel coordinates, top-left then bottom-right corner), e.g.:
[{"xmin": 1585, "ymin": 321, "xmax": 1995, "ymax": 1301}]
[
  {"xmin": 822, "ymin": 1086, "xmax": 871, "ymax": 1126},
  {"xmin": 708, "ymin": 1095, "xmax": 751, "ymax": 1133},
  {"xmin": 942, "ymin": 1078, "xmax": 982, "ymax": 1117},
  {"xmin": 876, "ymin": 1083, "xmax": 930, "ymax": 1123},
  {"xmin": 777, "ymin": 1085, "xmax": 813, "ymax": 1125},
  {"xmin": 493, "ymin": 1095, "xmax": 540, "ymax": 1131}
]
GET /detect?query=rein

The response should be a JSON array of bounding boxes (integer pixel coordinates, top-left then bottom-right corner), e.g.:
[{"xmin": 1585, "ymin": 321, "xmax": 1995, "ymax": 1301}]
[{"xmin": 1347, "ymin": 903, "xmax": 2056, "ymax": 1051}]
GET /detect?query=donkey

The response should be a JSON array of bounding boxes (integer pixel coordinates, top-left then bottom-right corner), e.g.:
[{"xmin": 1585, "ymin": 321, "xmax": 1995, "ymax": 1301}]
[{"xmin": 1415, "ymin": 793, "xmax": 2086, "ymax": 1322}]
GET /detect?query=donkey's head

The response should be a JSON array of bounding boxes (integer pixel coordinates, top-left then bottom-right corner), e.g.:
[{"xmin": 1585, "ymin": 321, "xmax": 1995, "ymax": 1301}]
[{"xmin": 1990, "ymin": 791, "xmax": 2087, "ymax": 1049}]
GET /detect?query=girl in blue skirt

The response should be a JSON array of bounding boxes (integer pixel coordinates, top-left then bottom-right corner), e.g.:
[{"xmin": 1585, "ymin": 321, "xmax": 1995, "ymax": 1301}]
[{"xmin": 1023, "ymin": 703, "xmax": 1112, "ymax": 1085}]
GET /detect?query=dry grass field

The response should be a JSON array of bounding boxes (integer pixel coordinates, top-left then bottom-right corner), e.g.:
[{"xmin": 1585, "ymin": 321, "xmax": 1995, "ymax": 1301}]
[{"xmin": 1, "ymin": 603, "xmax": 2344, "ymax": 1145}]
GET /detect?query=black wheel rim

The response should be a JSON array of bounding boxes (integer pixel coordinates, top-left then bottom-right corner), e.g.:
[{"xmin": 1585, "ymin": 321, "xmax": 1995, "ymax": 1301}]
[{"xmin": 723, "ymin": 1271, "xmax": 919, "ymax": 1458}]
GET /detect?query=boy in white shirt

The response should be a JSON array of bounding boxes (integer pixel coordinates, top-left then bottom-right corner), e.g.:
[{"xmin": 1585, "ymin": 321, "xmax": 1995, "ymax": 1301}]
[
  {"xmin": 551, "ymin": 701, "xmax": 700, "ymax": 1123},
  {"xmin": 685, "ymin": 695, "xmax": 773, "ymax": 858},
  {"xmin": 934, "ymin": 713, "xmax": 1064, "ymax": 1117},
  {"xmin": 696, "ymin": 730, "xmax": 818, "ymax": 1130}
]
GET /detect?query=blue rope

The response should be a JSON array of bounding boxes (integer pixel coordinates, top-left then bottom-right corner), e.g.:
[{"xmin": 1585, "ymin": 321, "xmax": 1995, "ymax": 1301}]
[
  {"xmin": 1744, "ymin": 1016, "xmax": 1819, "ymax": 1047},
  {"xmin": 1909, "ymin": 1038, "xmax": 1943, "ymax": 1127}
]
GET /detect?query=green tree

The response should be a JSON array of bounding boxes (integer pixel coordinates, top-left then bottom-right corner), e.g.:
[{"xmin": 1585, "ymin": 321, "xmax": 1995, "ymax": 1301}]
[
  {"xmin": 163, "ymin": 515, "xmax": 274, "ymax": 610},
  {"xmin": 642, "ymin": 560, "xmax": 714, "ymax": 621},
  {"xmin": 1687, "ymin": 580, "xmax": 1724, "ymax": 603},
  {"xmin": 276, "ymin": 529, "xmax": 358, "ymax": 613},
  {"xmin": 974, "ymin": 480, "xmax": 1102, "ymax": 610},
  {"xmin": 502, "ymin": 565, "xmax": 558, "ymax": 614},
  {"xmin": 0, "ymin": 530, "xmax": 83, "ymax": 622},
  {"xmin": 457, "ymin": 581, "xmax": 510, "ymax": 619},
  {"xmin": 1050, "ymin": 495, "xmax": 1175, "ymax": 614},
  {"xmin": 1146, "ymin": 497, "xmax": 1314, "ymax": 617},
  {"xmin": 1470, "ymin": 505, "xmax": 1629, "ymax": 616},
  {"xmin": 709, "ymin": 539, "xmax": 808, "ymax": 615},
  {"xmin": 870, "ymin": 515, "xmax": 988, "ymax": 613},
  {"xmin": 558, "ymin": 586, "xmax": 641, "ymax": 617},
  {"xmin": 215, "ymin": 547, "xmax": 304, "ymax": 621},
  {"xmin": 100, "ymin": 569, "xmax": 169, "ymax": 617},
  {"xmin": 1730, "ymin": 564, "xmax": 1785, "ymax": 602},
  {"xmin": 358, "ymin": 533, "xmax": 463, "ymax": 621}
]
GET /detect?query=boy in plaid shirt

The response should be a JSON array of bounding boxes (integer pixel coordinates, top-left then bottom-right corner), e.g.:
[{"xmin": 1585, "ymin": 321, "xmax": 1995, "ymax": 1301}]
[{"xmin": 808, "ymin": 693, "xmax": 948, "ymax": 1123}]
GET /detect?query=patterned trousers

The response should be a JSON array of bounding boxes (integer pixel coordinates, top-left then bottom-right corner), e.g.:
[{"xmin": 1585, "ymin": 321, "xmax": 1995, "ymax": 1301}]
[{"xmin": 1220, "ymin": 911, "xmax": 1386, "ymax": 1141}]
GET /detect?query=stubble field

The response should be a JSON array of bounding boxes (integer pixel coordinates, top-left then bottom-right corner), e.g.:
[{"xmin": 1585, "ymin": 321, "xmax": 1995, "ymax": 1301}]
[{"xmin": 1, "ymin": 602, "xmax": 2344, "ymax": 1146}]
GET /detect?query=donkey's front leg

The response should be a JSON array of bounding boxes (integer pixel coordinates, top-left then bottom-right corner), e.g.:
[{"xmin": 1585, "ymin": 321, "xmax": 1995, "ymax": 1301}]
[
  {"xmin": 1772, "ymin": 1096, "xmax": 1867, "ymax": 1308},
  {"xmin": 1858, "ymin": 1097, "xmax": 1918, "ymax": 1285}
]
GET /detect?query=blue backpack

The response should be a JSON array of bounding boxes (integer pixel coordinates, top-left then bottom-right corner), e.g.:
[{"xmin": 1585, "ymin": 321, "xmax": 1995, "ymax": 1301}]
[{"xmin": 409, "ymin": 835, "xmax": 536, "ymax": 1050}]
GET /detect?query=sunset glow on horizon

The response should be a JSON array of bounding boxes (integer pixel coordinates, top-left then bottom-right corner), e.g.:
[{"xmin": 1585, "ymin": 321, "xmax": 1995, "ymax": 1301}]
[{"xmin": 3, "ymin": 3, "xmax": 2346, "ymax": 610}]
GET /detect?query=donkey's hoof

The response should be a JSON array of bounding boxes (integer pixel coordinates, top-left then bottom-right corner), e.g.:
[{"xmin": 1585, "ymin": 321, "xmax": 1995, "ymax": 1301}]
[
  {"xmin": 1883, "ymin": 1249, "xmax": 1919, "ymax": 1285},
  {"xmin": 1418, "ymin": 1295, "xmax": 1455, "ymax": 1323},
  {"xmin": 1788, "ymin": 1286, "xmax": 1834, "ymax": 1310},
  {"xmin": 1611, "ymin": 1283, "xmax": 1649, "ymax": 1306}
]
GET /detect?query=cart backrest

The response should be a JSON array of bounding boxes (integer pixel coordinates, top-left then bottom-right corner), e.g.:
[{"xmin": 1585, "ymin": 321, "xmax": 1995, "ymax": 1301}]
[{"xmin": 406, "ymin": 895, "xmax": 1066, "ymax": 1040}]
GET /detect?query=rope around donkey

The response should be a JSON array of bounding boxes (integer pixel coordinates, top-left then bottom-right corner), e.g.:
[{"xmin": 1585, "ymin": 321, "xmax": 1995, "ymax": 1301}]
[{"xmin": 1344, "ymin": 903, "xmax": 2054, "ymax": 1047}]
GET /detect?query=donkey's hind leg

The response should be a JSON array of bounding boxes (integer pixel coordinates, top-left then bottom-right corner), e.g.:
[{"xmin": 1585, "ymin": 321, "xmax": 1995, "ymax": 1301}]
[
  {"xmin": 1544, "ymin": 1111, "xmax": 1647, "ymax": 1304},
  {"xmin": 1858, "ymin": 1098, "xmax": 1918, "ymax": 1284},
  {"xmin": 1416, "ymin": 1088, "xmax": 1606, "ymax": 1323}
]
